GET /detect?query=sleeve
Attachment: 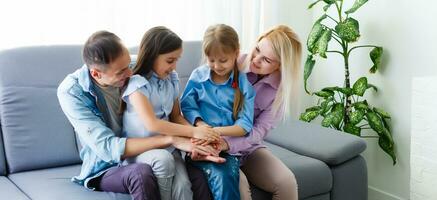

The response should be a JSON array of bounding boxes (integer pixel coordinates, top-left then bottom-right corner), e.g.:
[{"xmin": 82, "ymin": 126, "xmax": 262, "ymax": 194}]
[
  {"xmin": 170, "ymin": 71, "xmax": 180, "ymax": 101},
  {"xmin": 225, "ymin": 105, "xmax": 282, "ymax": 154},
  {"xmin": 122, "ymin": 75, "xmax": 150, "ymax": 103},
  {"xmin": 180, "ymin": 71, "xmax": 203, "ymax": 125},
  {"xmin": 57, "ymin": 85, "xmax": 126, "ymax": 163},
  {"xmin": 234, "ymin": 73, "xmax": 255, "ymax": 134}
]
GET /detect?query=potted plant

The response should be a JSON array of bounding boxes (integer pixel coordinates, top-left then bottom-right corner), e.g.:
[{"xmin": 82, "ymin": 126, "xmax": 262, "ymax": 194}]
[{"xmin": 300, "ymin": 0, "xmax": 396, "ymax": 164}]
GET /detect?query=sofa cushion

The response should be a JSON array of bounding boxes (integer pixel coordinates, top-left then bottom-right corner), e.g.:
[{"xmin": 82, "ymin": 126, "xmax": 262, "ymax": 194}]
[
  {"xmin": 265, "ymin": 142, "xmax": 332, "ymax": 199},
  {"xmin": 0, "ymin": 176, "xmax": 30, "ymax": 200},
  {"xmin": 0, "ymin": 46, "xmax": 83, "ymax": 173},
  {"xmin": 8, "ymin": 165, "xmax": 131, "ymax": 200},
  {"xmin": 266, "ymin": 120, "xmax": 366, "ymax": 165}
]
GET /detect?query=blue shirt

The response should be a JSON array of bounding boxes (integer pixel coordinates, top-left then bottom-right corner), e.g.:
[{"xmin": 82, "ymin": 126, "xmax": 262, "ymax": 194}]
[
  {"xmin": 121, "ymin": 72, "xmax": 179, "ymax": 151},
  {"xmin": 180, "ymin": 64, "xmax": 255, "ymax": 134},
  {"xmin": 57, "ymin": 64, "xmax": 135, "ymax": 189}
]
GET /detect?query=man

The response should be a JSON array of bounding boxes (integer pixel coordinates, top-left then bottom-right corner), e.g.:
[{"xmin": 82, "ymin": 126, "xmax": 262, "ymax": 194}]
[{"xmin": 57, "ymin": 31, "xmax": 213, "ymax": 200}]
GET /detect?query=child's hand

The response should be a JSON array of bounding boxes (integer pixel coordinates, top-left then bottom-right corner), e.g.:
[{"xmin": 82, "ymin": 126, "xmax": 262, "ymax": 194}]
[
  {"xmin": 191, "ymin": 138, "xmax": 221, "ymax": 151},
  {"xmin": 190, "ymin": 145, "xmax": 225, "ymax": 163},
  {"xmin": 192, "ymin": 126, "xmax": 220, "ymax": 142}
]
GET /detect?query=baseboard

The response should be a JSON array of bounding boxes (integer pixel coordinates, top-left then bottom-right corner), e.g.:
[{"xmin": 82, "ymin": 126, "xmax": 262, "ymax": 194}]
[{"xmin": 368, "ymin": 186, "xmax": 404, "ymax": 200}]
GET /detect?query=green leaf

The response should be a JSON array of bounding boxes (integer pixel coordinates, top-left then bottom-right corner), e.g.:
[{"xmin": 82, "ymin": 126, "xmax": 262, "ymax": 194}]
[
  {"xmin": 369, "ymin": 47, "xmax": 383, "ymax": 73},
  {"xmin": 307, "ymin": 16, "xmax": 326, "ymax": 52},
  {"xmin": 305, "ymin": 106, "xmax": 322, "ymax": 112},
  {"xmin": 335, "ymin": 18, "xmax": 360, "ymax": 43},
  {"xmin": 320, "ymin": 97, "xmax": 334, "ymax": 115},
  {"xmin": 300, "ymin": 110, "xmax": 320, "ymax": 122},
  {"xmin": 353, "ymin": 101, "xmax": 369, "ymax": 110},
  {"xmin": 382, "ymin": 117, "xmax": 391, "ymax": 132},
  {"xmin": 323, "ymin": 0, "xmax": 336, "ymax": 3},
  {"xmin": 353, "ymin": 77, "xmax": 368, "ymax": 96},
  {"xmin": 367, "ymin": 84, "xmax": 378, "ymax": 92},
  {"xmin": 332, "ymin": 103, "xmax": 345, "ymax": 114},
  {"xmin": 337, "ymin": 87, "xmax": 353, "ymax": 95},
  {"xmin": 323, "ymin": 4, "xmax": 331, "ymax": 11},
  {"xmin": 321, "ymin": 114, "xmax": 333, "ymax": 127},
  {"xmin": 373, "ymin": 107, "xmax": 391, "ymax": 119},
  {"xmin": 378, "ymin": 128, "xmax": 396, "ymax": 165},
  {"xmin": 304, "ymin": 55, "xmax": 316, "ymax": 94},
  {"xmin": 315, "ymin": 29, "xmax": 332, "ymax": 58},
  {"xmin": 345, "ymin": 0, "xmax": 368, "ymax": 14},
  {"xmin": 350, "ymin": 110, "xmax": 365, "ymax": 125},
  {"xmin": 366, "ymin": 111, "xmax": 384, "ymax": 133},
  {"xmin": 308, "ymin": 0, "xmax": 323, "ymax": 9},
  {"xmin": 343, "ymin": 123, "xmax": 361, "ymax": 136},
  {"xmin": 315, "ymin": 90, "xmax": 334, "ymax": 98}
]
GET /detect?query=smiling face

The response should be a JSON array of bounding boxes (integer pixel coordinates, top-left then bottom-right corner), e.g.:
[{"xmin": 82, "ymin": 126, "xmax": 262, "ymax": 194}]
[
  {"xmin": 207, "ymin": 50, "xmax": 239, "ymax": 80},
  {"xmin": 249, "ymin": 38, "xmax": 280, "ymax": 75},
  {"xmin": 90, "ymin": 48, "xmax": 132, "ymax": 88},
  {"xmin": 152, "ymin": 48, "xmax": 183, "ymax": 79}
]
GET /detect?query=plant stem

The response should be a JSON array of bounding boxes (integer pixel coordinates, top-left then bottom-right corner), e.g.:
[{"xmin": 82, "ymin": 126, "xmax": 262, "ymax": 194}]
[
  {"xmin": 327, "ymin": 15, "xmax": 339, "ymax": 23},
  {"xmin": 348, "ymin": 45, "xmax": 379, "ymax": 55},
  {"xmin": 327, "ymin": 50, "xmax": 343, "ymax": 55},
  {"xmin": 361, "ymin": 136, "xmax": 379, "ymax": 138}
]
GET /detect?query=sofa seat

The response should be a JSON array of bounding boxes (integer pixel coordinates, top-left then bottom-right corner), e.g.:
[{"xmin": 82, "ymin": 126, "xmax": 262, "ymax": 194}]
[
  {"xmin": 0, "ymin": 176, "xmax": 30, "ymax": 200},
  {"xmin": 264, "ymin": 142, "xmax": 332, "ymax": 199},
  {"xmin": 8, "ymin": 165, "xmax": 131, "ymax": 200}
]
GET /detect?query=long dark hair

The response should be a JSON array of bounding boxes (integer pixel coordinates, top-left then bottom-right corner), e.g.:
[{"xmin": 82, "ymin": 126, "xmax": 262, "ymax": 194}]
[
  {"xmin": 120, "ymin": 27, "xmax": 182, "ymax": 114},
  {"xmin": 82, "ymin": 30, "xmax": 124, "ymax": 69},
  {"xmin": 133, "ymin": 26, "xmax": 182, "ymax": 76}
]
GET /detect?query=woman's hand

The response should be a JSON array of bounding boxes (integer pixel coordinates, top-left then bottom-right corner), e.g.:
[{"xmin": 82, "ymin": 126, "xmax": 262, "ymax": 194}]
[{"xmin": 192, "ymin": 126, "xmax": 220, "ymax": 143}]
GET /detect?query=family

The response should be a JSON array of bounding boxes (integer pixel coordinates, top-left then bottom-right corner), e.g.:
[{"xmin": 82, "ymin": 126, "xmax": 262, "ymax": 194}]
[{"xmin": 57, "ymin": 23, "xmax": 302, "ymax": 200}]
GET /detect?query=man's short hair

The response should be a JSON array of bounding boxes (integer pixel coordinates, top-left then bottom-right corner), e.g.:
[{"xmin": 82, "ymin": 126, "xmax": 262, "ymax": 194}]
[{"xmin": 82, "ymin": 31, "xmax": 124, "ymax": 69}]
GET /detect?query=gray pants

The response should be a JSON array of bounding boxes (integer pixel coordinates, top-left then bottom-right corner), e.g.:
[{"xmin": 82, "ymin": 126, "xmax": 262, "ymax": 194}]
[{"xmin": 124, "ymin": 149, "xmax": 193, "ymax": 200}]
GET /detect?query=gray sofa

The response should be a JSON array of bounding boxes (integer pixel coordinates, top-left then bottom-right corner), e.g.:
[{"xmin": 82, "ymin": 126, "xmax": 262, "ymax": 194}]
[{"xmin": 0, "ymin": 41, "xmax": 367, "ymax": 200}]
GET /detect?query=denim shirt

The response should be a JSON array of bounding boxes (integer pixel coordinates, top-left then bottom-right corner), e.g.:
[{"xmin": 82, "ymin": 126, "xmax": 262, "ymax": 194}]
[
  {"xmin": 57, "ymin": 64, "xmax": 129, "ymax": 189},
  {"xmin": 180, "ymin": 64, "xmax": 255, "ymax": 134}
]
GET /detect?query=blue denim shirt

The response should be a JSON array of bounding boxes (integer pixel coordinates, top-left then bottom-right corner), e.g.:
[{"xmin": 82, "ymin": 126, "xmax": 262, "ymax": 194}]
[
  {"xmin": 180, "ymin": 64, "xmax": 255, "ymax": 134},
  {"xmin": 57, "ymin": 64, "xmax": 128, "ymax": 189}
]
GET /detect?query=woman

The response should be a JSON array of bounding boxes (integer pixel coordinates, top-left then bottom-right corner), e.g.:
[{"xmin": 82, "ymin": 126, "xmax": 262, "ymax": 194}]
[{"xmin": 223, "ymin": 25, "xmax": 301, "ymax": 200}]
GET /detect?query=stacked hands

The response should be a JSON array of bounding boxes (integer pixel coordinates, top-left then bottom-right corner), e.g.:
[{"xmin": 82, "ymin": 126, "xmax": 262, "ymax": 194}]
[{"xmin": 173, "ymin": 121, "xmax": 226, "ymax": 163}]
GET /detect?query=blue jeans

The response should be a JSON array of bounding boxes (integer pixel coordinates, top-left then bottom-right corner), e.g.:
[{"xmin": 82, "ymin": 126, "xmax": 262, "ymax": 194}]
[{"xmin": 186, "ymin": 153, "xmax": 240, "ymax": 200}]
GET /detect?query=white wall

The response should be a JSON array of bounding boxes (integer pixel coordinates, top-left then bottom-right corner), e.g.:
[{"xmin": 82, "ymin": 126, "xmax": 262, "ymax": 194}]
[{"xmin": 301, "ymin": 0, "xmax": 437, "ymax": 199}]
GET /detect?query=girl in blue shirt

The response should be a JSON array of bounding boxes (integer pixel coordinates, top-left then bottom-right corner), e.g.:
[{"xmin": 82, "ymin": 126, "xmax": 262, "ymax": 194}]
[
  {"xmin": 121, "ymin": 26, "xmax": 223, "ymax": 200},
  {"xmin": 181, "ymin": 24, "xmax": 256, "ymax": 200}
]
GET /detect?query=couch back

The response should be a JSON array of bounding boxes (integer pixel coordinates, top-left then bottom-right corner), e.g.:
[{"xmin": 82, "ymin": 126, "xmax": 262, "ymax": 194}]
[
  {"xmin": 0, "ymin": 41, "xmax": 203, "ymax": 174},
  {"xmin": 0, "ymin": 46, "xmax": 84, "ymax": 173}
]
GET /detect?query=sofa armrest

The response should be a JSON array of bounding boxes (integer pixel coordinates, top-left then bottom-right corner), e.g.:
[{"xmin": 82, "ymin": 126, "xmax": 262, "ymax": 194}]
[{"xmin": 265, "ymin": 120, "xmax": 366, "ymax": 166}]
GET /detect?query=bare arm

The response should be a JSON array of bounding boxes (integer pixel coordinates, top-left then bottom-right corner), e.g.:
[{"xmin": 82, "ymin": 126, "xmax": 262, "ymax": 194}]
[
  {"xmin": 129, "ymin": 91, "xmax": 220, "ymax": 141},
  {"xmin": 122, "ymin": 135, "xmax": 172, "ymax": 159},
  {"xmin": 214, "ymin": 125, "xmax": 246, "ymax": 137},
  {"xmin": 169, "ymin": 98, "xmax": 191, "ymax": 126}
]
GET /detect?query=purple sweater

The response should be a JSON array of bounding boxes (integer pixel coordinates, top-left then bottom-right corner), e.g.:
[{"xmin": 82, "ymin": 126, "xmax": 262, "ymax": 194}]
[{"xmin": 224, "ymin": 70, "xmax": 282, "ymax": 160}]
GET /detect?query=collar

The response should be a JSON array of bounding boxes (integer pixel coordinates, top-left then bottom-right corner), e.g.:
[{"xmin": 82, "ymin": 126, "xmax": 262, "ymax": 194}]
[
  {"xmin": 198, "ymin": 65, "xmax": 235, "ymax": 85},
  {"xmin": 247, "ymin": 70, "xmax": 281, "ymax": 89},
  {"xmin": 77, "ymin": 64, "xmax": 93, "ymax": 93}
]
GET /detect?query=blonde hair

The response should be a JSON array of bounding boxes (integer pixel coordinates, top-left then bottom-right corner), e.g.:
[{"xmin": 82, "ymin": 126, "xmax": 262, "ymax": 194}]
[
  {"xmin": 203, "ymin": 24, "xmax": 243, "ymax": 120},
  {"xmin": 252, "ymin": 25, "xmax": 302, "ymax": 119}
]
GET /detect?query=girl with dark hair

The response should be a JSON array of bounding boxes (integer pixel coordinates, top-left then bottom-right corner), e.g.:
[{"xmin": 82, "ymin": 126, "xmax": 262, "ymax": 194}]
[{"xmin": 120, "ymin": 26, "xmax": 223, "ymax": 200}]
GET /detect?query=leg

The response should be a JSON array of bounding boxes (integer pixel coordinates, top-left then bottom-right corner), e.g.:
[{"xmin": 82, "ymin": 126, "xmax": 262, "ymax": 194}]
[
  {"xmin": 241, "ymin": 148, "xmax": 298, "ymax": 200},
  {"xmin": 171, "ymin": 150, "xmax": 193, "ymax": 200},
  {"xmin": 98, "ymin": 163, "xmax": 160, "ymax": 200},
  {"xmin": 185, "ymin": 157, "xmax": 213, "ymax": 200},
  {"xmin": 188, "ymin": 153, "xmax": 240, "ymax": 200},
  {"xmin": 239, "ymin": 169, "xmax": 251, "ymax": 200},
  {"xmin": 127, "ymin": 149, "xmax": 176, "ymax": 200}
]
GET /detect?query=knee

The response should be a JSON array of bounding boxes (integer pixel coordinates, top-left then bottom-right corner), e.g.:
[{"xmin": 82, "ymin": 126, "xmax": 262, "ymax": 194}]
[
  {"xmin": 149, "ymin": 150, "xmax": 176, "ymax": 177},
  {"xmin": 276, "ymin": 169, "xmax": 298, "ymax": 190},
  {"xmin": 126, "ymin": 163, "xmax": 157, "ymax": 185}
]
